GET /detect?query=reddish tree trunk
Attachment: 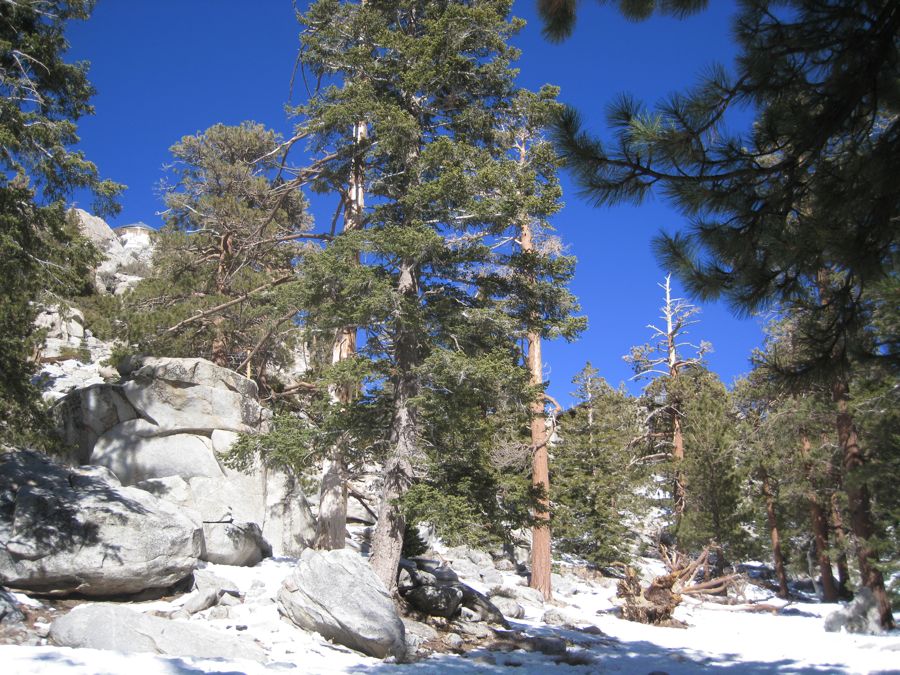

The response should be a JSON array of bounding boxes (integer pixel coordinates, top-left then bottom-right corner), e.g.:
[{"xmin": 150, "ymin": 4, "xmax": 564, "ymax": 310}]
[
  {"xmin": 761, "ymin": 469, "xmax": 789, "ymax": 598},
  {"xmin": 829, "ymin": 492, "xmax": 851, "ymax": 597},
  {"xmin": 832, "ymin": 379, "xmax": 894, "ymax": 629},
  {"xmin": 519, "ymin": 215, "xmax": 551, "ymax": 601},
  {"xmin": 799, "ymin": 434, "xmax": 839, "ymax": 601}
]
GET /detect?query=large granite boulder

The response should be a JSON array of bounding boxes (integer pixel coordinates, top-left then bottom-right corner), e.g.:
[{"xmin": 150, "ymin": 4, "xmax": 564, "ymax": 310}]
[
  {"xmin": 52, "ymin": 357, "xmax": 314, "ymax": 560},
  {"xmin": 50, "ymin": 604, "xmax": 265, "ymax": 661},
  {"xmin": 117, "ymin": 359, "xmax": 266, "ymax": 435},
  {"xmin": 261, "ymin": 468, "xmax": 316, "ymax": 557},
  {"xmin": 92, "ymin": 424, "xmax": 224, "ymax": 485},
  {"xmin": 0, "ymin": 450, "xmax": 202, "ymax": 596},
  {"xmin": 278, "ymin": 549, "xmax": 405, "ymax": 659},
  {"xmin": 52, "ymin": 384, "xmax": 137, "ymax": 464}
]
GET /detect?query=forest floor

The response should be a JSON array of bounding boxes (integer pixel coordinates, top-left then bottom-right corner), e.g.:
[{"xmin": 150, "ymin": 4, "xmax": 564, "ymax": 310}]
[{"xmin": 1, "ymin": 556, "xmax": 898, "ymax": 674}]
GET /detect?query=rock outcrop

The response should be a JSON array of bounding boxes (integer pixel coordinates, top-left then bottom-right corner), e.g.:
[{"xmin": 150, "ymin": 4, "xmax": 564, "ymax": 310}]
[
  {"xmin": 0, "ymin": 450, "xmax": 202, "ymax": 596},
  {"xmin": 49, "ymin": 604, "xmax": 265, "ymax": 661},
  {"xmin": 52, "ymin": 357, "xmax": 315, "ymax": 561},
  {"xmin": 278, "ymin": 548, "xmax": 406, "ymax": 660},
  {"xmin": 72, "ymin": 210, "xmax": 155, "ymax": 296}
]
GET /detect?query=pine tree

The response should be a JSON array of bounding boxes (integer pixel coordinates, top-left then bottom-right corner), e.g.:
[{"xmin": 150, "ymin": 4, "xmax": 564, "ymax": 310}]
[
  {"xmin": 121, "ymin": 122, "xmax": 312, "ymax": 387},
  {"xmin": 553, "ymin": 363, "xmax": 644, "ymax": 566},
  {"xmin": 672, "ymin": 367, "xmax": 746, "ymax": 559},
  {"xmin": 0, "ymin": 0, "xmax": 121, "ymax": 443},
  {"xmin": 493, "ymin": 86, "xmax": 585, "ymax": 598},
  {"xmin": 551, "ymin": 0, "xmax": 898, "ymax": 628},
  {"xmin": 295, "ymin": 0, "xmax": 581, "ymax": 589},
  {"xmin": 625, "ymin": 275, "xmax": 710, "ymax": 520}
]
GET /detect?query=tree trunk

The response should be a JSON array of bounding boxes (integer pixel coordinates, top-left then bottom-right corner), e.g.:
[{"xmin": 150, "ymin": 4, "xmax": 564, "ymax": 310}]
[
  {"xmin": 832, "ymin": 378, "xmax": 894, "ymax": 629},
  {"xmin": 369, "ymin": 262, "xmax": 418, "ymax": 592},
  {"xmin": 800, "ymin": 434, "xmax": 839, "ymax": 601},
  {"xmin": 672, "ymin": 414, "xmax": 686, "ymax": 520},
  {"xmin": 761, "ymin": 468, "xmax": 789, "ymax": 598},
  {"xmin": 314, "ymin": 120, "xmax": 367, "ymax": 549},
  {"xmin": 528, "ymin": 330, "xmax": 552, "ymax": 601},
  {"xmin": 829, "ymin": 491, "xmax": 851, "ymax": 598},
  {"xmin": 519, "ymin": 216, "xmax": 552, "ymax": 601},
  {"xmin": 663, "ymin": 276, "xmax": 686, "ymax": 521}
]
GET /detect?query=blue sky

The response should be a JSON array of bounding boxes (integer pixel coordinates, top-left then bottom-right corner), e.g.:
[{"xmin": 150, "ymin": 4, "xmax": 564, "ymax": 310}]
[{"xmin": 66, "ymin": 0, "xmax": 764, "ymax": 407}]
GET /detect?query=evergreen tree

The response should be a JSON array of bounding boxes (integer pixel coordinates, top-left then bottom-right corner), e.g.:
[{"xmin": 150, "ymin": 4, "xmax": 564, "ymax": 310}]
[
  {"xmin": 553, "ymin": 363, "xmax": 645, "ymax": 566},
  {"xmin": 0, "ymin": 0, "xmax": 121, "ymax": 443},
  {"xmin": 550, "ymin": 0, "xmax": 898, "ymax": 628},
  {"xmin": 625, "ymin": 275, "xmax": 709, "ymax": 519},
  {"xmin": 672, "ymin": 367, "xmax": 747, "ymax": 558},
  {"xmin": 295, "ymin": 0, "xmax": 581, "ymax": 589},
  {"xmin": 121, "ymin": 122, "xmax": 312, "ymax": 388}
]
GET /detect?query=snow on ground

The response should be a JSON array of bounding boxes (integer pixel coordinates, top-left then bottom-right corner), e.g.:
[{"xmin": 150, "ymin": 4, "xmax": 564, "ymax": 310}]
[{"xmin": 2, "ymin": 557, "xmax": 899, "ymax": 674}]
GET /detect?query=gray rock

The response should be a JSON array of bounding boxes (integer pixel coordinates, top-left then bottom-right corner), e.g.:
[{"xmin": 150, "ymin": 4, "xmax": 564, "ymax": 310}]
[
  {"xmin": 52, "ymin": 384, "xmax": 137, "ymax": 464},
  {"xmin": 119, "ymin": 355, "xmax": 259, "ymax": 401},
  {"xmin": 480, "ymin": 567, "xmax": 503, "ymax": 586},
  {"xmin": 73, "ymin": 209, "xmax": 119, "ymax": 250},
  {"xmin": 491, "ymin": 596, "xmax": 525, "ymax": 619},
  {"xmin": 192, "ymin": 569, "xmax": 241, "ymax": 599},
  {"xmin": 210, "ymin": 429, "xmax": 240, "ymax": 455},
  {"xmin": 542, "ymin": 607, "xmax": 576, "ymax": 626},
  {"xmin": 49, "ymin": 604, "xmax": 265, "ymax": 661},
  {"xmin": 444, "ymin": 632, "xmax": 464, "ymax": 649},
  {"xmin": 0, "ymin": 450, "xmax": 202, "ymax": 596},
  {"xmin": 202, "ymin": 521, "xmax": 270, "ymax": 567},
  {"xmin": 278, "ymin": 548, "xmax": 405, "ymax": 659},
  {"xmin": 527, "ymin": 635, "xmax": 567, "ymax": 656},
  {"xmin": 412, "ymin": 558, "xmax": 459, "ymax": 582},
  {"xmin": 448, "ymin": 557, "xmax": 483, "ymax": 582},
  {"xmin": 401, "ymin": 617, "xmax": 437, "ymax": 654},
  {"xmin": 189, "ymin": 474, "xmax": 264, "ymax": 525},
  {"xmin": 456, "ymin": 583, "xmax": 508, "ymax": 627},
  {"xmin": 404, "ymin": 585, "xmax": 464, "ymax": 618},
  {"xmin": 0, "ymin": 588, "xmax": 25, "ymax": 624},
  {"xmin": 92, "ymin": 425, "xmax": 224, "ymax": 485},
  {"xmin": 182, "ymin": 587, "xmax": 220, "ymax": 615},
  {"xmin": 824, "ymin": 588, "xmax": 886, "ymax": 635},
  {"xmin": 490, "ymin": 584, "xmax": 545, "ymax": 607},
  {"xmin": 262, "ymin": 468, "xmax": 316, "ymax": 557},
  {"xmin": 551, "ymin": 572, "xmax": 576, "ymax": 596},
  {"xmin": 446, "ymin": 546, "xmax": 494, "ymax": 569}
]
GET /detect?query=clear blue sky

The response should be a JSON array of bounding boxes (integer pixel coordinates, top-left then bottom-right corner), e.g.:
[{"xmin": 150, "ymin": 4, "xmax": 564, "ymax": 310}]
[{"xmin": 66, "ymin": 0, "xmax": 764, "ymax": 407}]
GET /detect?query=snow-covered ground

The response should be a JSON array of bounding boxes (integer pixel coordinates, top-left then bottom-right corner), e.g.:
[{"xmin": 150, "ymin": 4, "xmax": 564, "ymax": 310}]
[{"xmin": 2, "ymin": 557, "xmax": 898, "ymax": 674}]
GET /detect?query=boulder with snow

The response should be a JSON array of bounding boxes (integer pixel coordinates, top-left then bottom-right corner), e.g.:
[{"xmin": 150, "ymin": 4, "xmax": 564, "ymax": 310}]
[
  {"xmin": 0, "ymin": 450, "xmax": 202, "ymax": 596},
  {"xmin": 278, "ymin": 548, "xmax": 406, "ymax": 659},
  {"xmin": 49, "ymin": 604, "xmax": 265, "ymax": 661}
]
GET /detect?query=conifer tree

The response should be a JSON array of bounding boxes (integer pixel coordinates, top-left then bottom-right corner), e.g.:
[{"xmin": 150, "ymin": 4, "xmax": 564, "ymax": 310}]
[
  {"xmin": 673, "ymin": 367, "xmax": 746, "ymax": 558},
  {"xmin": 122, "ymin": 122, "xmax": 312, "ymax": 387},
  {"xmin": 550, "ymin": 0, "xmax": 898, "ymax": 628},
  {"xmin": 494, "ymin": 87, "xmax": 584, "ymax": 599},
  {"xmin": 625, "ymin": 275, "xmax": 709, "ymax": 520},
  {"xmin": 553, "ymin": 363, "xmax": 644, "ymax": 566},
  {"xmin": 295, "ymin": 0, "xmax": 582, "ymax": 589},
  {"xmin": 0, "ymin": 0, "xmax": 121, "ymax": 442}
]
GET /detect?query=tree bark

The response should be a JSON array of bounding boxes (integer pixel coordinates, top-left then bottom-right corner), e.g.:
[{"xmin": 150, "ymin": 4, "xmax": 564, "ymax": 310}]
[
  {"xmin": 519, "ymin": 215, "xmax": 552, "ymax": 601},
  {"xmin": 832, "ymin": 378, "xmax": 894, "ymax": 629},
  {"xmin": 760, "ymin": 468, "xmax": 789, "ymax": 598},
  {"xmin": 314, "ymin": 119, "xmax": 367, "ymax": 549},
  {"xmin": 829, "ymin": 491, "xmax": 851, "ymax": 598},
  {"xmin": 800, "ymin": 434, "xmax": 839, "ymax": 601},
  {"xmin": 369, "ymin": 262, "xmax": 418, "ymax": 591}
]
